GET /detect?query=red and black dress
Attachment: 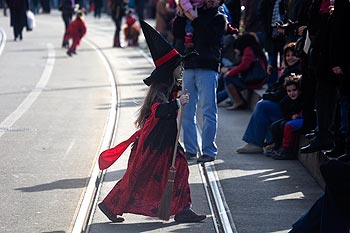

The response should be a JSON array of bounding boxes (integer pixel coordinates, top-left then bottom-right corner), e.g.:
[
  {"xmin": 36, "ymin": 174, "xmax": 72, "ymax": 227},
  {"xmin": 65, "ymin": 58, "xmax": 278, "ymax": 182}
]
[{"xmin": 99, "ymin": 97, "xmax": 191, "ymax": 217}]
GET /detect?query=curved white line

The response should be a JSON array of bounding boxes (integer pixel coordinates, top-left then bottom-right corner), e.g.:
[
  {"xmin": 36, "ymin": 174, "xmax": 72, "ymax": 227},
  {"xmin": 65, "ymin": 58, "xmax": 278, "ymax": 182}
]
[
  {"xmin": 0, "ymin": 27, "xmax": 6, "ymax": 56},
  {"xmin": 0, "ymin": 43, "xmax": 55, "ymax": 138}
]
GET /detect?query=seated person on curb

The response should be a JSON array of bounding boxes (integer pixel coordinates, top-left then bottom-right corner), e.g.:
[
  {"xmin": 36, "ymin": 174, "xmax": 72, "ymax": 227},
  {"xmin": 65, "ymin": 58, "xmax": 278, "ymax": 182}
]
[
  {"xmin": 288, "ymin": 154, "xmax": 350, "ymax": 233},
  {"xmin": 236, "ymin": 42, "xmax": 301, "ymax": 154},
  {"xmin": 223, "ymin": 33, "xmax": 267, "ymax": 110},
  {"xmin": 123, "ymin": 10, "xmax": 140, "ymax": 46},
  {"xmin": 269, "ymin": 74, "xmax": 303, "ymax": 160}
]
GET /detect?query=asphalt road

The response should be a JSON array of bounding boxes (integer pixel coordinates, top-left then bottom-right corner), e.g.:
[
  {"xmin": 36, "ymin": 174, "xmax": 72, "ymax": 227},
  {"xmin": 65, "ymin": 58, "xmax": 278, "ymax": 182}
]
[{"xmin": 0, "ymin": 12, "xmax": 113, "ymax": 233}]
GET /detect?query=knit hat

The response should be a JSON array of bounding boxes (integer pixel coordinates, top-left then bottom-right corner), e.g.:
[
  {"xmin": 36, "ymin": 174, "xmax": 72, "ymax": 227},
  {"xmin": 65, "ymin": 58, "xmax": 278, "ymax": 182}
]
[
  {"xmin": 126, "ymin": 14, "xmax": 137, "ymax": 26},
  {"xmin": 140, "ymin": 20, "xmax": 198, "ymax": 86}
]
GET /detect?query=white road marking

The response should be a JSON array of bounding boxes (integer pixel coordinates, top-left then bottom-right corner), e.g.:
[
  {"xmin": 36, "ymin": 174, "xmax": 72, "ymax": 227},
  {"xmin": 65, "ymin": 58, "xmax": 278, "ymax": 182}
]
[
  {"xmin": 0, "ymin": 43, "xmax": 55, "ymax": 138},
  {"xmin": 0, "ymin": 27, "xmax": 6, "ymax": 56}
]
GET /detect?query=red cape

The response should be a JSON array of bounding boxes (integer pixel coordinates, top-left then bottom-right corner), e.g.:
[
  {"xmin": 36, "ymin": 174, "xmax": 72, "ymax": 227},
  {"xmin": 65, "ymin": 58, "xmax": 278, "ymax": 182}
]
[{"xmin": 99, "ymin": 102, "xmax": 191, "ymax": 217}]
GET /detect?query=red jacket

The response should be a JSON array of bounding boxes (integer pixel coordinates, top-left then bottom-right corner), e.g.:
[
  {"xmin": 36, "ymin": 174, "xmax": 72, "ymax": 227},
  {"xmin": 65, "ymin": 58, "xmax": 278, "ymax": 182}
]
[
  {"xmin": 66, "ymin": 17, "xmax": 87, "ymax": 39},
  {"xmin": 226, "ymin": 47, "xmax": 266, "ymax": 77}
]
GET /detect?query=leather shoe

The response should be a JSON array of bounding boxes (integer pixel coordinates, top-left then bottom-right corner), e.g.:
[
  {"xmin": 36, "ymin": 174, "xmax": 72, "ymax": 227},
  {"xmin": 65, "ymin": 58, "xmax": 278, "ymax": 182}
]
[
  {"xmin": 323, "ymin": 146, "xmax": 345, "ymax": 158},
  {"xmin": 98, "ymin": 202, "xmax": 124, "ymax": 222},
  {"xmin": 300, "ymin": 137, "xmax": 334, "ymax": 154},
  {"xmin": 174, "ymin": 209, "xmax": 206, "ymax": 223},
  {"xmin": 305, "ymin": 131, "xmax": 316, "ymax": 140},
  {"xmin": 197, "ymin": 155, "xmax": 215, "ymax": 163}
]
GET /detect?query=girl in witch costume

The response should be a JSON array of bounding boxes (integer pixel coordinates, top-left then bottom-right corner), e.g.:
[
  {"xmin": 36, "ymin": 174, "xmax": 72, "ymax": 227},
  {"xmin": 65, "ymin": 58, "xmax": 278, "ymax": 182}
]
[{"xmin": 98, "ymin": 20, "xmax": 206, "ymax": 223}]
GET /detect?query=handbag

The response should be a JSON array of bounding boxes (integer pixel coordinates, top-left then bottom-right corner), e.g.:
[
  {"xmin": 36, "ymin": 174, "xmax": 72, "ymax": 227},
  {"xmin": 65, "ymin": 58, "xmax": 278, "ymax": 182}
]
[
  {"xmin": 241, "ymin": 58, "xmax": 267, "ymax": 85},
  {"xmin": 26, "ymin": 10, "xmax": 36, "ymax": 31}
]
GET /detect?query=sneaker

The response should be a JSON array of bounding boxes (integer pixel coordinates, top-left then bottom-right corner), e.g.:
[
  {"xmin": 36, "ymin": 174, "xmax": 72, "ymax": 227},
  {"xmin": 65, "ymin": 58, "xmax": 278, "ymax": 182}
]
[
  {"xmin": 197, "ymin": 155, "xmax": 215, "ymax": 163},
  {"xmin": 265, "ymin": 149, "xmax": 280, "ymax": 157},
  {"xmin": 98, "ymin": 202, "xmax": 125, "ymax": 222},
  {"xmin": 185, "ymin": 152, "xmax": 197, "ymax": 160},
  {"xmin": 236, "ymin": 143, "xmax": 263, "ymax": 154},
  {"xmin": 66, "ymin": 51, "xmax": 73, "ymax": 57},
  {"xmin": 174, "ymin": 209, "xmax": 206, "ymax": 223},
  {"xmin": 263, "ymin": 144, "xmax": 275, "ymax": 156},
  {"xmin": 62, "ymin": 41, "xmax": 69, "ymax": 48}
]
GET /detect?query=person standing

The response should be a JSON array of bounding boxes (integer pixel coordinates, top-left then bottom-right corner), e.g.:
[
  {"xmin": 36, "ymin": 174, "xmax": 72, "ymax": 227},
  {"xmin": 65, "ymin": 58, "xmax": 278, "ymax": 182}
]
[
  {"xmin": 328, "ymin": 0, "xmax": 350, "ymax": 157},
  {"xmin": 59, "ymin": 0, "xmax": 75, "ymax": 48},
  {"xmin": 98, "ymin": 20, "xmax": 206, "ymax": 223},
  {"xmin": 173, "ymin": 0, "xmax": 227, "ymax": 162},
  {"xmin": 155, "ymin": 0, "xmax": 175, "ymax": 43},
  {"xmin": 93, "ymin": 0, "xmax": 103, "ymax": 18},
  {"xmin": 259, "ymin": 0, "xmax": 287, "ymax": 88},
  {"xmin": 242, "ymin": 0, "xmax": 264, "ymax": 46},
  {"xmin": 299, "ymin": 0, "xmax": 339, "ymax": 153},
  {"xmin": 6, "ymin": 0, "xmax": 29, "ymax": 41},
  {"xmin": 1, "ymin": 0, "xmax": 7, "ymax": 16},
  {"xmin": 110, "ymin": 0, "xmax": 127, "ymax": 47},
  {"xmin": 40, "ymin": 0, "xmax": 51, "ymax": 13},
  {"xmin": 134, "ymin": 0, "xmax": 144, "ymax": 20}
]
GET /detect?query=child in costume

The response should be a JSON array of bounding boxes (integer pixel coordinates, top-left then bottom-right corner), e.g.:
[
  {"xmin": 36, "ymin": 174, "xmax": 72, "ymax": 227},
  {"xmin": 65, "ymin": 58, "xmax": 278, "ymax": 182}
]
[
  {"xmin": 63, "ymin": 10, "xmax": 87, "ymax": 56},
  {"xmin": 270, "ymin": 74, "xmax": 303, "ymax": 160},
  {"xmin": 177, "ymin": 0, "xmax": 237, "ymax": 48},
  {"xmin": 178, "ymin": 0, "xmax": 203, "ymax": 48},
  {"xmin": 122, "ymin": 10, "xmax": 140, "ymax": 46},
  {"xmin": 98, "ymin": 20, "xmax": 206, "ymax": 223}
]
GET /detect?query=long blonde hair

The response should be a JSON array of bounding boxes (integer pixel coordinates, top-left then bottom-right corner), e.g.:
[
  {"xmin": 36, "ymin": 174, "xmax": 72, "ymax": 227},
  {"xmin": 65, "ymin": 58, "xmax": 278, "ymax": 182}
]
[{"xmin": 134, "ymin": 82, "xmax": 173, "ymax": 128}]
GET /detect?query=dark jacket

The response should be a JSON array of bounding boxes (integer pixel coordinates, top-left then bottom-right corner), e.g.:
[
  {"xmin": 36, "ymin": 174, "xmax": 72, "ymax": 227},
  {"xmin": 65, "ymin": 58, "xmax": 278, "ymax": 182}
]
[
  {"xmin": 173, "ymin": 7, "xmax": 227, "ymax": 72},
  {"xmin": 320, "ymin": 156, "xmax": 350, "ymax": 213},
  {"xmin": 59, "ymin": 0, "xmax": 74, "ymax": 14},
  {"xmin": 279, "ymin": 93, "xmax": 303, "ymax": 120},
  {"xmin": 328, "ymin": 0, "xmax": 350, "ymax": 75},
  {"xmin": 8, "ymin": 0, "xmax": 29, "ymax": 28},
  {"xmin": 262, "ymin": 60, "xmax": 301, "ymax": 102}
]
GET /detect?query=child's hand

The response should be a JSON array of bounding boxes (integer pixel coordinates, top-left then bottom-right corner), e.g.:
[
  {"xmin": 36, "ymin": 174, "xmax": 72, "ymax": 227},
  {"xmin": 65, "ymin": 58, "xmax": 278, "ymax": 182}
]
[
  {"xmin": 292, "ymin": 114, "xmax": 298, "ymax": 120},
  {"xmin": 179, "ymin": 93, "xmax": 190, "ymax": 106},
  {"xmin": 184, "ymin": 10, "xmax": 195, "ymax": 21}
]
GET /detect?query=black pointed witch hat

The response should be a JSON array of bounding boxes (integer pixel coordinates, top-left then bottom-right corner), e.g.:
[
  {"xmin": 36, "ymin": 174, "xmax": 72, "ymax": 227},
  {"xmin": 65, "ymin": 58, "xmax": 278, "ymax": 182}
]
[{"xmin": 140, "ymin": 20, "xmax": 198, "ymax": 86}]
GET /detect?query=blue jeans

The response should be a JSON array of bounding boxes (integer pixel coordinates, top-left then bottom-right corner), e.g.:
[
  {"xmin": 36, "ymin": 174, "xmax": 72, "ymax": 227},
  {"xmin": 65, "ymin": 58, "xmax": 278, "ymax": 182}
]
[
  {"xmin": 242, "ymin": 99, "xmax": 283, "ymax": 147},
  {"xmin": 182, "ymin": 69, "xmax": 218, "ymax": 157}
]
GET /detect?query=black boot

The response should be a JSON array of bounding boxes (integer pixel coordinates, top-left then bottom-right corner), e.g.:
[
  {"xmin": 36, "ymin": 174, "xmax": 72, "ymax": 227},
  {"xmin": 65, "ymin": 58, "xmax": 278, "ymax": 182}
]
[
  {"xmin": 113, "ymin": 33, "xmax": 121, "ymax": 48},
  {"xmin": 300, "ymin": 134, "xmax": 334, "ymax": 154},
  {"xmin": 98, "ymin": 202, "xmax": 124, "ymax": 222},
  {"xmin": 324, "ymin": 136, "xmax": 345, "ymax": 158}
]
